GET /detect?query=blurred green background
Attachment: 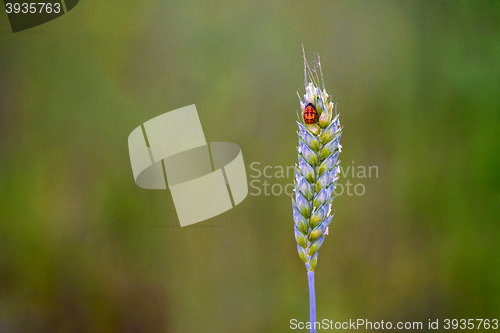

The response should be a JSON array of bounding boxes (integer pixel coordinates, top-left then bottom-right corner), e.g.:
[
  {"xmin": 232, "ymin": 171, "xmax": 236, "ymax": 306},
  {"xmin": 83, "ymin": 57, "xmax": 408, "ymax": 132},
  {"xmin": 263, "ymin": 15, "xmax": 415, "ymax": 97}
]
[{"xmin": 1, "ymin": 0, "xmax": 499, "ymax": 332}]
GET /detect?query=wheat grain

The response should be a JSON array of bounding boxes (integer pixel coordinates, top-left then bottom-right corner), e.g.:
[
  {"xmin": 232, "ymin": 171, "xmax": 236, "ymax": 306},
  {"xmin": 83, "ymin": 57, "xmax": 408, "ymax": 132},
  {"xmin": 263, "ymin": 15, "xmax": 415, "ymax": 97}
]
[{"xmin": 292, "ymin": 47, "xmax": 342, "ymax": 333}]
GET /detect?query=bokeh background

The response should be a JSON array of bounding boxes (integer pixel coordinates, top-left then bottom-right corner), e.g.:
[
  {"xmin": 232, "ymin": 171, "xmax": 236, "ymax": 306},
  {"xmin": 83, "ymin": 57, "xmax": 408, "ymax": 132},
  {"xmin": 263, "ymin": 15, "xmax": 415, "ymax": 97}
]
[{"xmin": 1, "ymin": 1, "xmax": 500, "ymax": 332}]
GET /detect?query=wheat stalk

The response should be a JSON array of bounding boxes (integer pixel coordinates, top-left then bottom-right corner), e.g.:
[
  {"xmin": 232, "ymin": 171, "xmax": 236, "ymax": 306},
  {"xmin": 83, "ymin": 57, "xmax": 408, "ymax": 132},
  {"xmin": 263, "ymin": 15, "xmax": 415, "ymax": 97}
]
[{"xmin": 292, "ymin": 47, "xmax": 342, "ymax": 333}]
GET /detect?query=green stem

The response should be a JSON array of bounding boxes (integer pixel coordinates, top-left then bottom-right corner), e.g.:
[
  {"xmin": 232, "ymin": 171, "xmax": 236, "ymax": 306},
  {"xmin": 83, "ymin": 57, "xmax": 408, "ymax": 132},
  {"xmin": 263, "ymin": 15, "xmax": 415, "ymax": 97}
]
[{"xmin": 308, "ymin": 270, "xmax": 316, "ymax": 333}]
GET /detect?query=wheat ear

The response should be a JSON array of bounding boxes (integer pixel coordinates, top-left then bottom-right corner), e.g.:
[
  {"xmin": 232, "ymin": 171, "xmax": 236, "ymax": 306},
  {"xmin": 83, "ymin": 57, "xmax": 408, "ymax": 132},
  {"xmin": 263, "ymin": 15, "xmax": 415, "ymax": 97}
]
[{"xmin": 292, "ymin": 48, "xmax": 342, "ymax": 333}]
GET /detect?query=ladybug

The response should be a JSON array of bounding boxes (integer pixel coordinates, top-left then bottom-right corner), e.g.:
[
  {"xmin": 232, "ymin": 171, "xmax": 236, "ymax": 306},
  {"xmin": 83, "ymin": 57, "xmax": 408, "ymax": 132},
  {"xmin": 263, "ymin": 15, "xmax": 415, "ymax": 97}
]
[{"xmin": 303, "ymin": 103, "xmax": 317, "ymax": 124}]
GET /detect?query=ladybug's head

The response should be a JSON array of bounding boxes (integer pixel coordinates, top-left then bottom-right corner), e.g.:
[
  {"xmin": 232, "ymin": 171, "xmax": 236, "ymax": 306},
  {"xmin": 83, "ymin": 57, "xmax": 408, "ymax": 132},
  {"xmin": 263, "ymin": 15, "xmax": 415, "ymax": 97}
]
[{"xmin": 306, "ymin": 102, "xmax": 315, "ymax": 109}]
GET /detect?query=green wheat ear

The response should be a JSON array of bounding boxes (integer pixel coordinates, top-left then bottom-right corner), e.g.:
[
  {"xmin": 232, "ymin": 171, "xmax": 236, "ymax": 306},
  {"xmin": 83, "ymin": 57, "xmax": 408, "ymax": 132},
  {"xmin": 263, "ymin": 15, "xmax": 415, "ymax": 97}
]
[{"xmin": 293, "ymin": 47, "xmax": 342, "ymax": 332}]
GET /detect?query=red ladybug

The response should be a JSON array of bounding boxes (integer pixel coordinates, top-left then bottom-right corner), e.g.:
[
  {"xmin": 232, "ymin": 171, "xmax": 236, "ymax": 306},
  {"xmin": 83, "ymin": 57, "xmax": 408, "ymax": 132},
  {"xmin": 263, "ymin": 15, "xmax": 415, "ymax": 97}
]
[{"xmin": 303, "ymin": 103, "xmax": 317, "ymax": 124}]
